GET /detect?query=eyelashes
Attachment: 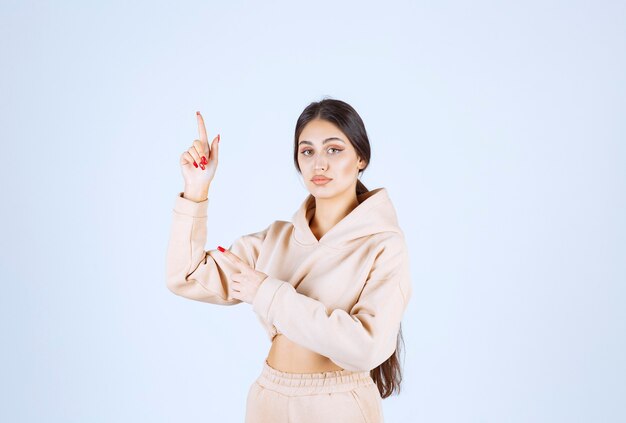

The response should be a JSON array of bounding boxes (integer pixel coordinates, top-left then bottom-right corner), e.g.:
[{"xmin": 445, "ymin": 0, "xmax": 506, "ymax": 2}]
[{"xmin": 300, "ymin": 147, "xmax": 343, "ymax": 156}]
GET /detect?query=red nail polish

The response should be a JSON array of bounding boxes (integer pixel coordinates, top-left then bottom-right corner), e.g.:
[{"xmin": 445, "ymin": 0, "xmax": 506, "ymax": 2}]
[
  {"xmin": 193, "ymin": 161, "xmax": 198, "ymax": 168},
  {"xmin": 201, "ymin": 156, "xmax": 207, "ymax": 165},
  {"xmin": 196, "ymin": 111, "xmax": 200, "ymax": 116},
  {"xmin": 217, "ymin": 246, "xmax": 225, "ymax": 252}
]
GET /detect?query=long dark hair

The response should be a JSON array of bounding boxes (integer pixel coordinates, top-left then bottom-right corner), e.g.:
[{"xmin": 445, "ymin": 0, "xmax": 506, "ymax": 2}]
[{"xmin": 292, "ymin": 97, "xmax": 406, "ymax": 398}]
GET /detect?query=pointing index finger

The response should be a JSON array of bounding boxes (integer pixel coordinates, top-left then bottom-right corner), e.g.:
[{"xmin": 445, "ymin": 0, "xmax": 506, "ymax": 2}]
[
  {"xmin": 196, "ymin": 111, "xmax": 209, "ymax": 147},
  {"xmin": 217, "ymin": 246, "xmax": 246, "ymax": 268}
]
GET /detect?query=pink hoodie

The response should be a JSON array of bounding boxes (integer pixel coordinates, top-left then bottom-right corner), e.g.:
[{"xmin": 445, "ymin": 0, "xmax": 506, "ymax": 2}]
[{"xmin": 165, "ymin": 187, "xmax": 412, "ymax": 372}]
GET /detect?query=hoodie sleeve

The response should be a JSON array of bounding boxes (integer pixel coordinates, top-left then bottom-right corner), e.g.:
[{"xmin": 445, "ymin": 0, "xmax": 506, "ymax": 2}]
[
  {"xmin": 252, "ymin": 235, "xmax": 413, "ymax": 372},
  {"xmin": 165, "ymin": 192, "xmax": 269, "ymax": 305}
]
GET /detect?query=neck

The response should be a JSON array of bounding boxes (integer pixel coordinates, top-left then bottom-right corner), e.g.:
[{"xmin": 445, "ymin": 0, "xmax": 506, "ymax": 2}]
[{"xmin": 309, "ymin": 185, "xmax": 360, "ymax": 240}]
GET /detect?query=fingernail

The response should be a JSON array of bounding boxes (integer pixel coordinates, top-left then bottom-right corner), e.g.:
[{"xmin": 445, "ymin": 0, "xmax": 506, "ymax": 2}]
[
  {"xmin": 217, "ymin": 246, "xmax": 225, "ymax": 252},
  {"xmin": 217, "ymin": 134, "xmax": 220, "ymax": 143},
  {"xmin": 193, "ymin": 161, "xmax": 198, "ymax": 168},
  {"xmin": 196, "ymin": 111, "xmax": 200, "ymax": 116},
  {"xmin": 200, "ymin": 163, "xmax": 205, "ymax": 170},
  {"xmin": 201, "ymin": 156, "xmax": 207, "ymax": 165}
]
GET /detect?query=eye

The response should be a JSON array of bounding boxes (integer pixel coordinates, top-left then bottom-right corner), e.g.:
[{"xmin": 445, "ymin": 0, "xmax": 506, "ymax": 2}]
[{"xmin": 299, "ymin": 147, "xmax": 343, "ymax": 156}]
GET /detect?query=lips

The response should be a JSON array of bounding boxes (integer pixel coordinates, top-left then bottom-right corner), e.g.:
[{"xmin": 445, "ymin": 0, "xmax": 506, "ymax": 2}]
[{"xmin": 311, "ymin": 177, "xmax": 331, "ymax": 182}]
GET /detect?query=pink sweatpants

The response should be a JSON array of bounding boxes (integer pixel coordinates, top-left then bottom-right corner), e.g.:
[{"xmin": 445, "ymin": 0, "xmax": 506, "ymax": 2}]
[{"xmin": 245, "ymin": 359, "xmax": 384, "ymax": 423}]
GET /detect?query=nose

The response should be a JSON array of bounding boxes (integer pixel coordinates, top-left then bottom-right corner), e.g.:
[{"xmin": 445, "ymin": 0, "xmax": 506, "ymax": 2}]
[{"xmin": 314, "ymin": 156, "xmax": 327, "ymax": 171}]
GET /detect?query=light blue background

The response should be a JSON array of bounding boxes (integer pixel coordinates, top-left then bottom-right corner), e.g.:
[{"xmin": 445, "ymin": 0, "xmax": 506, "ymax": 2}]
[{"xmin": 1, "ymin": 0, "xmax": 624, "ymax": 422}]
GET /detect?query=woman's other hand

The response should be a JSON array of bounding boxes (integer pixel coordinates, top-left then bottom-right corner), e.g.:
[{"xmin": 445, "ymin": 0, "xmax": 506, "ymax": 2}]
[{"xmin": 217, "ymin": 246, "xmax": 269, "ymax": 305}]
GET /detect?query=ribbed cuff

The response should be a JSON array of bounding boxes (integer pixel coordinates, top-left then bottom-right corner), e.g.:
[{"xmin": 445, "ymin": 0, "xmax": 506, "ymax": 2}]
[
  {"xmin": 173, "ymin": 192, "xmax": 209, "ymax": 217},
  {"xmin": 252, "ymin": 276, "xmax": 287, "ymax": 322}
]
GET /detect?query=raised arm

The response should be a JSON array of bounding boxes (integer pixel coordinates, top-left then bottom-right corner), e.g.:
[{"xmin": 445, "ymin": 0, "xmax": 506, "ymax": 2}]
[
  {"xmin": 166, "ymin": 111, "xmax": 269, "ymax": 304},
  {"xmin": 165, "ymin": 191, "xmax": 269, "ymax": 305},
  {"xmin": 251, "ymin": 235, "xmax": 413, "ymax": 371}
]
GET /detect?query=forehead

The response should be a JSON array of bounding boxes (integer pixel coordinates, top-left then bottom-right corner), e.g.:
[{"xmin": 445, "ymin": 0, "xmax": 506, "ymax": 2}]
[{"xmin": 298, "ymin": 119, "xmax": 347, "ymax": 144}]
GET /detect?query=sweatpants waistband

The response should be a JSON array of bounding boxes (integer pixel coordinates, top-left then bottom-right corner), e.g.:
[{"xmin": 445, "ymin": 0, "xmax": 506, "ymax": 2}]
[{"xmin": 256, "ymin": 359, "xmax": 375, "ymax": 396}]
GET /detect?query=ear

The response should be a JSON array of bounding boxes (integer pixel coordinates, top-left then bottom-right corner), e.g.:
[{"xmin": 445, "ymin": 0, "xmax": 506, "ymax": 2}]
[{"xmin": 357, "ymin": 157, "xmax": 366, "ymax": 170}]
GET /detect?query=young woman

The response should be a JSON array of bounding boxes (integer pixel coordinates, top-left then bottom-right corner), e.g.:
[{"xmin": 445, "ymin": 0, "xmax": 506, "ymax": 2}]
[{"xmin": 166, "ymin": 98, "xmax": 413, "ymax": 423}]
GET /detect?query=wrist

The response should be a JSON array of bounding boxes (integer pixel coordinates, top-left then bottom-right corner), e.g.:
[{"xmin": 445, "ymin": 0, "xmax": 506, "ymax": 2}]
[{"xmin": 183, "ymin": 185, "xmax": 209, "ymax": 202}]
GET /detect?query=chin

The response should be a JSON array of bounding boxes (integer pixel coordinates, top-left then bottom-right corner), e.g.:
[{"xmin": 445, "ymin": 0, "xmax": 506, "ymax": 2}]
[
  {"xmin": 307, "ymin": 182, "xmax": 350, "ymax": 199},
  {"xmin": 306, "ymin": 182, "xmax": 331, "ymax": 195}
]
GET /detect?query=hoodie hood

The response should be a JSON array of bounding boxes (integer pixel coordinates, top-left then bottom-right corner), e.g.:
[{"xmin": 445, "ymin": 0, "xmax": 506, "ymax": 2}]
[{"xmin": 291, "ymin": 187, "xmax": 402, "ymax": 248}]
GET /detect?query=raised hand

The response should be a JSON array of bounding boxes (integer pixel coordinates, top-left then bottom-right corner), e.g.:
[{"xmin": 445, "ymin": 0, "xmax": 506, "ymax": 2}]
[{"xmin": 180, "ymin": 111, "xmax": 220, "ymax": 192}]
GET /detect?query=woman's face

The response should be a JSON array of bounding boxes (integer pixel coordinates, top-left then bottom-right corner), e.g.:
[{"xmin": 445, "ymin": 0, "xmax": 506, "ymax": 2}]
[{"xmin": 297, "ymin": 118, "xmax": 365, "ymax": 199}]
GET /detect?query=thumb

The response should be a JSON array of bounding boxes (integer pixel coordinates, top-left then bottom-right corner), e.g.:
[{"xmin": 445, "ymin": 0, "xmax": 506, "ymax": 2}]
[{"xmin": 209, "ymin": 134, "xmax": 220, "ymax": 162}]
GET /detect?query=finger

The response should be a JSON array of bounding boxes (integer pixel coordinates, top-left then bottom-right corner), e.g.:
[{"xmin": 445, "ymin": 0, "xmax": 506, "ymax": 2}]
[
  {"xmin": 193, "ymin": 139, "xmax": 208, "ymax": 165},
  {"xmin": 182, "ymin": 151, "xmax": 198, "ymax": 168},
  {"xmin": 217, "ymin": 246, "xmax": 246, "ymax": 269},
  {"xmin": 187, "ymin": 145, "xmax": 201, "ymax": 167},
  {"xmin": 209, "ymin": 134, "xmax": 219, "ymax": 162},
  {"xmin": 196, "ymin": 111, "xmax": 209, "ymax": 147}
]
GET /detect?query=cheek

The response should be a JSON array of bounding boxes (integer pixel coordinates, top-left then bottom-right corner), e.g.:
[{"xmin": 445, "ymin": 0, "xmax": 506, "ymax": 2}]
[
  {"xmin": 334, "ymin": 156, "xmax": 358, "ymax": 175},
  {"xmin": 297, "ymin": 156, "xmax": 306, "ymax": 170}
]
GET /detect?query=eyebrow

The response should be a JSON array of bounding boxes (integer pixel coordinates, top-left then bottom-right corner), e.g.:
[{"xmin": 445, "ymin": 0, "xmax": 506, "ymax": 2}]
[{"xmin": 298, "ymin": 137, "xmax": 346, "ymax": 146}]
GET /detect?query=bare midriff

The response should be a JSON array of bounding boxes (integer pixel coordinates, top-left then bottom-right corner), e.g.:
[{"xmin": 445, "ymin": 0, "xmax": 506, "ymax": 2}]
[{"xmin": 266, "ymin": 334, "xmax": 345, "ymax": 373}]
